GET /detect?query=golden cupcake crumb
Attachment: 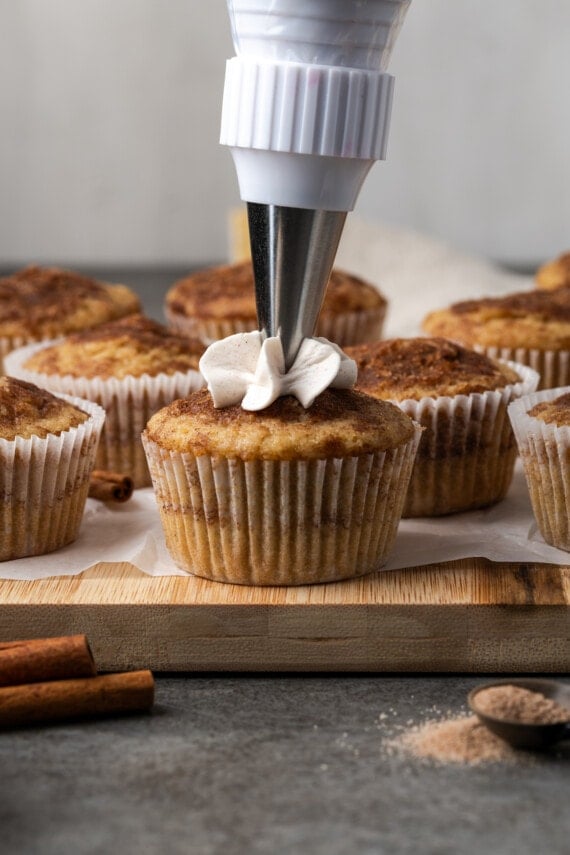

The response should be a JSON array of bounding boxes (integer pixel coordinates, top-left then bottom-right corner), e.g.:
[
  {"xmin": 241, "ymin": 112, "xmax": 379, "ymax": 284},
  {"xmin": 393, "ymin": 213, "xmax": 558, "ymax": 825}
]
[
  {"xmin": 0, "ymin": 265, "xmax": 140, "ymax": 339},
  {"xmin": 145, "ymin": 387, "xmax": 415, "ymax": 460},
  {"xmin": 23, "ymin": 314, "xmax": 204, "ymax": 380},
  {"xmin": 0, "ymin": 377, "xmax": 88, "ymax": 441},
  {"xmin": 347, "ymin": 337, "xmax": 519, "ymax": 401},
  {"xmin": 527, "ymin": 391, "xmax": 570, "ymax": 427},
  {"xmin": 423, "ymin": 287, "xmax": 570, "ymax": 350},
  {"xmin": 166, "ymin": 261, "xmax": 385, "ymax": 321}
]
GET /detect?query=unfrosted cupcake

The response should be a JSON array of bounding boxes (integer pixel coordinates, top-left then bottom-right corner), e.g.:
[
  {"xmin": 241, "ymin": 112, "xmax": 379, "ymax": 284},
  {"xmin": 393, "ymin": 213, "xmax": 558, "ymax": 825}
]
[
  {"xmin": 509, "ymin": 386, "xmax": 570, "ymax": 551},
  {"xmin": 0, "ymin": 265, "xmax": 140, "ymax": 372},
  {"xmin": 165, "ymin": 261, "xmax": 387, "ymax": 347},
  {"xmin": 422, "ymin": 287, "xmax": 570, "ymax": 390},
  {"xmin": 0, "ymin": 377, "xmax": 105, "ymax": 561},
  {"xmin": 346, "ymin": 337, "xmax": 539, "ymax": 516},
  {"xmin": 4, "ymin": 315, "xmax": 205, "ymax": 487},
  {"xmin": 535, "ymin": 251, "xmax": 570, "ymax": 291},
  {"xmin": 142, "ymin": 387, "xmax": 421, "ymax": 585}
]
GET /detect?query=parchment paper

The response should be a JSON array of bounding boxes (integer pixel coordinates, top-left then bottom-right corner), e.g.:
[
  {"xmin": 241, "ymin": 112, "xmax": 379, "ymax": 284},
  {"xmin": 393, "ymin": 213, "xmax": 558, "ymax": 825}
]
[{"xmin": 1, "ymin": 462, "xmax": 568, "ymax": 581}]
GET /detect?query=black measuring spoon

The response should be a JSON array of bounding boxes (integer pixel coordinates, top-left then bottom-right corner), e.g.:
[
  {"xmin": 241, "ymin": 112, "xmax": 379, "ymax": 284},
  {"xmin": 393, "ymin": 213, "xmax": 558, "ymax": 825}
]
[{"xmin": 468, "ymin": 678, "xmax": 570, "ymax": 750}]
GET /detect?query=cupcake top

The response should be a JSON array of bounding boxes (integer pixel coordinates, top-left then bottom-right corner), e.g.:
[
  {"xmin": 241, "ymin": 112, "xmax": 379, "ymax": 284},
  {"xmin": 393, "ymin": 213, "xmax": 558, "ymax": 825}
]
[
  {"xmin": 0, "ymin": 265, "xmax": 140, "ymax": 339},
  {"xmin": 166, "ymin": 261, "xmax": 385, "ymax": 322},
  {"xmin": 0, "ymin": 377, "xmax": 88, "ymax": 441},
  {"xmin": 527, "ymin": 391, "xmax": 570, "ymax": 427},
  {"xmin": 347, "ymin": 337, "xmax": 520, "ymax": 401},
  {"xmin": 422, "ymin": 287, "xmax": 570, "ymax": 350},
  {"xmin": 536, "ymin": 252, "xmax": 570, "ymax": 291},
  {"xmin": 21, "ymin": 314, "xmax": 205, "ymax": 380},
  {"xmin": 145, "ymin": 387, "xmax": 415, "ymax": 460}
]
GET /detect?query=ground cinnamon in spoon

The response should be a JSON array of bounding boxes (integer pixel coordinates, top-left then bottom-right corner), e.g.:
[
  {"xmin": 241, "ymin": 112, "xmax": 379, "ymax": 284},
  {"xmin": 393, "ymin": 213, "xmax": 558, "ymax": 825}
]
[{"xmin": 474, "ymin": 685, "xmax": 570, "ymax": 725}]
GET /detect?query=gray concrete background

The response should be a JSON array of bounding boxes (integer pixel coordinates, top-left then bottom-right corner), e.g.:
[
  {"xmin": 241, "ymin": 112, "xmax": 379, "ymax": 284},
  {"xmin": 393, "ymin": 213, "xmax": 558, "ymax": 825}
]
[
  {"xmin": 2, "ymin": 674, "xmax": 569, "ymax": 855},
  {"xmin": 1, "ymin": 1, "xmax": 569, "ymax": 268}
]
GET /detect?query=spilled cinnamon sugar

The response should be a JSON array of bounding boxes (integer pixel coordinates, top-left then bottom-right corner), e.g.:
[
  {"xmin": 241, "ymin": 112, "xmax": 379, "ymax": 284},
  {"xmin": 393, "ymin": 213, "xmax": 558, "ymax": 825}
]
[
  {"xmin": 384, "ymin": 685, "xmax": 569, "ymax": 766},
  {"xmin": 388, "ymin": 714, "xmax": 519, "ymax": 765}
]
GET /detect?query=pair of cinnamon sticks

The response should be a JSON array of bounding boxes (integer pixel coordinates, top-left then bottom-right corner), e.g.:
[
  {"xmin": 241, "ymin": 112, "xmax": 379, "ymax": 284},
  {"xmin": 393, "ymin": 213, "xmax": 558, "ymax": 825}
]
[{"xmin": 0, "ymin": 635, "xmax": 154, "ymax": 728}]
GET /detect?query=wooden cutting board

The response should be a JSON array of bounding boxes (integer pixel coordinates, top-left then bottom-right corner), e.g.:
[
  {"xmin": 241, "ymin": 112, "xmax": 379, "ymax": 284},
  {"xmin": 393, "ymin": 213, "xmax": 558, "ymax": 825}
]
[{"xmin": 0, "ymin": 559, "xmax": 568, "ymax": 673}]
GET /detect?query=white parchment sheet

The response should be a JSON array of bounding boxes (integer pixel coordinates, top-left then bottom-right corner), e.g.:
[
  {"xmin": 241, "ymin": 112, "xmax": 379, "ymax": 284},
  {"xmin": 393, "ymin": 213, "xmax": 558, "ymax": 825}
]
[{"xmin": 2, "ymin": 461, "xmax": 568, "ymax": 581}]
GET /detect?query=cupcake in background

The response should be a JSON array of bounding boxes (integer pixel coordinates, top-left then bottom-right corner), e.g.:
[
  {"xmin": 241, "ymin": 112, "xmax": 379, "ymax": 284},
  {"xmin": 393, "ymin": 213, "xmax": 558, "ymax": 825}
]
[
  {"xmin": 535, "ymin": 251, "xmax": 570, "ymax": 291},
  {"xmin": 0, "ymin": 377, "xmax": 105, "ymax": 561},
  {"xmin": 509, "ymin": 386, "xmax": 570, "ymax": 552},
  {"xmin": 346, "ymin": 337, "xmax": 539, "ymax": 517},
  {"xmin": 422, "ymin": 287, "xmax": 570, "ymax": 390},
  {"xmin": 165, "ymin": 261, "xmax": 387, "ymax": 347},
  {"xmin": 0, "ymin": 265, "xmax": 140, "ymax": 372},
  {"xmin": 4, "ymin": 315, "xmax": 205, "ymax": 487},
  {"xmin": 142, "ymin": 388, "xmax": 421, "ymax": 585}
]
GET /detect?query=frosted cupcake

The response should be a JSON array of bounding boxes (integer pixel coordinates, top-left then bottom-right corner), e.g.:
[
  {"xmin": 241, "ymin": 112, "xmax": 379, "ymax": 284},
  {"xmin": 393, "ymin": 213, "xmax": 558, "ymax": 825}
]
[
  {"xmin": 535, "ymin": 251, "xmax": 570, "ymax": 291},
  {"xmin": 509, "ymin": 386, "xmax": 570, "ymax": 551},
  {"xmin": 0, "ymin": 377, "xmax": 105, "ymax": 561},
  {"xmin": 4, "ymin": 315, "xmax": 205, "ymax": 487},
  {"xmin": 165, "ymin": 261, "xmax": 387, "ymax": 347},
  {"xmin": 0, "ymin": 265, "xmax": 140, "ymax": 372},
  {"xmin": 423, "ymin": 287, "xmax": 570, "ymax": 390},
  {"xmin": 143, "ymin": 385, "xmax": 421, "ymax": 585},
  {"xmin": 347, "ymin": 337, "xmax": 539, "ymax": 516}
]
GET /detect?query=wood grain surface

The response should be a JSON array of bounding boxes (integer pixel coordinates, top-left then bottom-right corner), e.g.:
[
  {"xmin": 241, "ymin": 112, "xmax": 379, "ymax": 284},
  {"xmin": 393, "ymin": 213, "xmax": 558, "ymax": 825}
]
[{"xmin": 0, "ymin": 560, "xmax": 568, "ymax": 673}]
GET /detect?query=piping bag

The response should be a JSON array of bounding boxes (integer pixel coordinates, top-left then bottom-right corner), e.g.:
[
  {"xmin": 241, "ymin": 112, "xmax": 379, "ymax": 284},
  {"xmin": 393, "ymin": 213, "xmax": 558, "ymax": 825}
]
[{"xmin": 220, "ymin": 0, "xmax": 412, "ymax": 371}]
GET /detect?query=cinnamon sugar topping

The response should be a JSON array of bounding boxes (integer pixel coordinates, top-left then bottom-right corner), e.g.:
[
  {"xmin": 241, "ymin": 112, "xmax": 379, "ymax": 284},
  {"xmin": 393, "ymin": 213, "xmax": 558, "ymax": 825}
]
[
  {"xmin": 0, "ymin": 265, "xmax": 140, "ymax": 338},
  {"xmin": 166, "ymin": 261, "xmax": 384, "ymax": 320},
  {"xmin": 528, "ymin": 392, "xmax": 570, "ymax": 427},
  {"xmin": 348, "ymin": 337, "xmax": 518, "ymax": 400},
  {"xmin": 23, "ymin": 314, "xmax": 205, "ymax": 379},
  {"xmin": 0, "ymin": 377, "xmax": 88, "ymax": 441}
]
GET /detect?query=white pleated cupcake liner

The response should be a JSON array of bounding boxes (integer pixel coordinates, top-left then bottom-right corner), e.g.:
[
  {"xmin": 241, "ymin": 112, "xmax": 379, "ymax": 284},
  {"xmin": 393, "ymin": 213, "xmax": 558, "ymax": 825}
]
[
  {"xmin": 165, "ymin": 306, "xmax": 386, "ymax": 348},
  {"xmin": 315, "ymin": 306, "xmax": 386, "ymax": 347},
  {"xmin": 508, "ymin": 385, "xmax": 570, "ymax": 551},
  {"xmin": 165, "ymin": 308, "xmax": 252, "ymax": 345},
  {"xmin": 473, "ymin": 345, "xmax": 570, "ymax": 391},
  {"xmin": 5, "ymin": 340, "xmax": 205, "ymax": 487},
  {"xmin": 142, "ymin": 423, "xmax": 422, "ymax": 586},
  {"xmin": 0, "ymin": 395, "xmax": 105, "ymax": 561},
  {"xmin": 0, "ymin": 333, "xmax": 56, "ymax": 374},
  {"xmin": 393, "ymin": 360, "xmax": 539, "ymax": 516}
]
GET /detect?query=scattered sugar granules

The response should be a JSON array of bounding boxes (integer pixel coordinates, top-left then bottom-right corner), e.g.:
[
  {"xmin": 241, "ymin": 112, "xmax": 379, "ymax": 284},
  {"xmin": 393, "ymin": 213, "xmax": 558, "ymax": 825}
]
[{"xmin": 386, "ymin": 714, "xmax": 520, "ymax": 766}]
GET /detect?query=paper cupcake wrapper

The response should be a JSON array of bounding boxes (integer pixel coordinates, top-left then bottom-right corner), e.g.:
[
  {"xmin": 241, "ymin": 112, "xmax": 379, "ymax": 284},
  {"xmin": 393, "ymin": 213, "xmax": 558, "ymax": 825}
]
[
  {"xmin": 142, "ymin": 424, "xmax": 422, "ymax": 586},
  {"xmin": 165, "ymin": 306, "xmax": 386, "ymax": 348},
  {"xmin": 393, "ymin": 360, "xmax": 539, "ymax": 517},
  {"xmin": 5, "ymin": 340, "xmax": 205, "ymax": 487},
  {"xmin": 0, "ymin": 333, "xmax": 57, "ymax": 375},
  {"xmin": 0, "ymin": 395, "xmax": 105, "ymax": 561},
  {"xmin": 315, "ymin": 305, "xmax": 386, "ymax": 347},
  {"xmin": 165, "ymin": 308, "xmax": 253, "ymax": 345},
  {"xmin": 473, "ymin": 345, "xmax": 570, "ymax": 391},
  {"xmin": 508, "ymin": 385, "xmax": 570, "ymax": 551}
]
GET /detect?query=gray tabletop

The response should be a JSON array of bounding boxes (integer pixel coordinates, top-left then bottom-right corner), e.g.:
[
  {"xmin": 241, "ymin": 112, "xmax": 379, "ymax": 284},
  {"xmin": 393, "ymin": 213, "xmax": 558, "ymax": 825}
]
[
  {"xmin": 2, "ymin": 269, "xmax": 569, "ymax": 854},
  {"xmin": 2, "ymin": 674, "xmax": 569, "ymax": 855}
]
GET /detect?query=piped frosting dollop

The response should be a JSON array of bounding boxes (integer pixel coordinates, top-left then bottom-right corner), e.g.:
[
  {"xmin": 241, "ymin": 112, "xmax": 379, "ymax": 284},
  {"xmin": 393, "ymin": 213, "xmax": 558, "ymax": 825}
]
[{"xmin": 199, "ymin": 332, "xmax": 357, "ymax": 411}]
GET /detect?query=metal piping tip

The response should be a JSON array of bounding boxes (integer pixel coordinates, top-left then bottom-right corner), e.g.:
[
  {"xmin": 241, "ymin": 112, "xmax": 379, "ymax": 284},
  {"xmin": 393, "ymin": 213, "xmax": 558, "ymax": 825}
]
[{"xmin": 248, "ymin": 203, "xmax": 347, "ymax": 369}]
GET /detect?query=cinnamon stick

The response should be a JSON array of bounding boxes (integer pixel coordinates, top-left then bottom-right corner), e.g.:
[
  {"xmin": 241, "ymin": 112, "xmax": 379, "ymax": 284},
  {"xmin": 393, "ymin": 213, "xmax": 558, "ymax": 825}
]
[
  {"xmin": 0, "ymin": 670, "xmax": 155, "ymax": 728},
  {"xmin": 88, "ymin": 470, "xmax": 134, "ymax": 503},
  {"xmin": 0, "ymin": 635, "xmax": 96, "ymax": 687}
]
